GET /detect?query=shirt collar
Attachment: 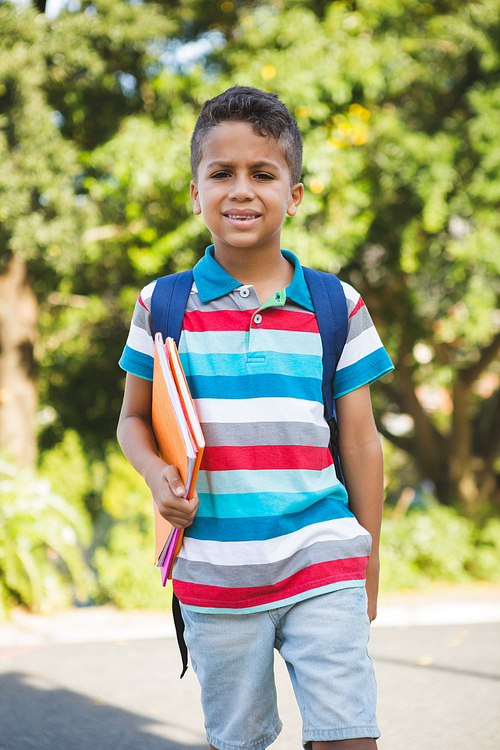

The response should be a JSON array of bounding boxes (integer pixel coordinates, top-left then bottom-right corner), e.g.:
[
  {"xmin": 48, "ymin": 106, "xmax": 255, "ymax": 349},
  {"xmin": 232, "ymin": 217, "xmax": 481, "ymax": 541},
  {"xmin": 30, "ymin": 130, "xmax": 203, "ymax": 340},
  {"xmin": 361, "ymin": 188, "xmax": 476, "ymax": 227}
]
[
  {"xmin": 193, "ymin": 245, "xmax": 314, "ymax": 311},
  {"xmin": 281, "ymin": 249, "xmax": 314, "ymax": 311}
]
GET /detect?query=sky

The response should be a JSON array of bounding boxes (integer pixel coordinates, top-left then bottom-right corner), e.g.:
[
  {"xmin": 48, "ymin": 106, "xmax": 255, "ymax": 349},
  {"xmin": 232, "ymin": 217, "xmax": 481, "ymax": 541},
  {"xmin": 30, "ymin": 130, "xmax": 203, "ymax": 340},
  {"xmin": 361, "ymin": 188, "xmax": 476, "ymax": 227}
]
[{"xmin": 45, "ymin": 0, "xmax": 72, "ymax": 19}]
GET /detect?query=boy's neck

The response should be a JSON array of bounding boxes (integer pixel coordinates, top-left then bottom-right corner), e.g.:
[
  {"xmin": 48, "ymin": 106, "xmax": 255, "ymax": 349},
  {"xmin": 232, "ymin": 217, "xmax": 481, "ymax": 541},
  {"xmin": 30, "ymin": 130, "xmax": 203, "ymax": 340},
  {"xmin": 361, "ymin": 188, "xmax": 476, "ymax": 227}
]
[{"xmin": 213, "ymin": 243, "xmax": 294, "ymax": 303}]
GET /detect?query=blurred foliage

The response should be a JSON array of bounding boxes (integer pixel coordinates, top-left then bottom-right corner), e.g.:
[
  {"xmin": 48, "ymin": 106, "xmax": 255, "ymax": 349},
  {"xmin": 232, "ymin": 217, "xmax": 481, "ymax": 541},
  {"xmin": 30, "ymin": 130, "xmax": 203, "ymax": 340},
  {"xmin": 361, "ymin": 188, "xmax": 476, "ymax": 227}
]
[
  {"xmin": 39, "ymin": 429, "xmax": 92, "ymax": 513},
  {"xmin": 0, "ymin": 0, "xmax": 174, "ymax": 456},
  {"xmin": 0, "ymin": 450, "xmax": 96, "ymax": 618},
  {"xmin": 380, "ymin": 500, "xmax": 500, "ymax": 592}
]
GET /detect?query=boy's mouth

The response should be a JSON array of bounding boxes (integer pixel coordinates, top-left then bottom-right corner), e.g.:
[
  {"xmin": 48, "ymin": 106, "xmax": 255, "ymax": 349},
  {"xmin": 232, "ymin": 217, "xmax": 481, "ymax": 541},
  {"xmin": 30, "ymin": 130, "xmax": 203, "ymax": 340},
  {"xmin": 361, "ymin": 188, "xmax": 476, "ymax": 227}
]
[{"xmin": 223, "ymin": 211, "xmax": 262, "ymax": 224}]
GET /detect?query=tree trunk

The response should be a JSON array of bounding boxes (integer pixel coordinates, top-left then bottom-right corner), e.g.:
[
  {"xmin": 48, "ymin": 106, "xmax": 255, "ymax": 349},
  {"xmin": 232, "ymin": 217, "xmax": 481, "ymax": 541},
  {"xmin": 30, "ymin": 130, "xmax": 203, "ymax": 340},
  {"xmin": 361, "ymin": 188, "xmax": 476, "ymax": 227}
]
[
  {"xmin": 396, "ymin": 358, "xmax": 449, "ymax": 500},
  {"xmin": 448, "ymin": 374, "xmax": 477, "ymax": 511},
  {"xmin": 0, "ymin": 254, "xmax": 38, "ymax": 466}
]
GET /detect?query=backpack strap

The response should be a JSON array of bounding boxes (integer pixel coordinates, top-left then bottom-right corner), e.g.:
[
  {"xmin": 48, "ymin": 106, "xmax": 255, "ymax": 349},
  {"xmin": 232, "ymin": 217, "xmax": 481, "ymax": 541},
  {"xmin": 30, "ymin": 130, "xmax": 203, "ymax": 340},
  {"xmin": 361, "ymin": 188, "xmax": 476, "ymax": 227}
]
[
  {"xmin": 150, "ymin": 269, "xmax": 194, "ymax": 343},
  {"xmin": 302, "ymin": 267, "xmax": 348, "ymax": 422},
  {"xmin": 150, "ymin": 268, "xmax": 193, "ymax": 679},
  {"xmin": 303, "ymin": 267, "xmax": 348, "ymax": 485}
]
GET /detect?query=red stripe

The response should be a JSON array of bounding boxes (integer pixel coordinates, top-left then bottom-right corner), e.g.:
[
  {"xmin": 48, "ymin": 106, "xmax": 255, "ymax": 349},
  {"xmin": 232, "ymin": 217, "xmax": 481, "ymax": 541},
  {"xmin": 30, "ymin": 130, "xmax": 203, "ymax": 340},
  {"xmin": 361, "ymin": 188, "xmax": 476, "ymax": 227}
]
[
  {"xmin": 201, "ymin": 445, "xmax": 333, "ymax": 472},
  {"xmin": 183, "ymin": 309, "xmax": 253, "ymax": 332},
  {"xmin": 183, "ymin": 308, "xmax": 319, "ymax": 333},
  {"xmin": 174, "ymin": 557, "xmax": 368, "ymax": 609},
  {"xmin": 138, "ymin": 294, "xmax": 148, "ymax": 311},
  {"xmin": 257, "ymin": 308, "xmax": 319, "ymax": 332},
  {"xmin": 349, "ymin": 296, "xmax": 365, "ymax": 319}
]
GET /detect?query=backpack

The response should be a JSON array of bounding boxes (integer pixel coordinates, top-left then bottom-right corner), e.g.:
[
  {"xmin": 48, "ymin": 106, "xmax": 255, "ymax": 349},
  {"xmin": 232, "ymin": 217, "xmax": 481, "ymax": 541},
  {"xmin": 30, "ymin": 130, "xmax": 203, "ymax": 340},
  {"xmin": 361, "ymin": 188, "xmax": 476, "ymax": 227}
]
[{"xmin": 150, "ymin": 265, "xmax": 348, "ymax": 677}]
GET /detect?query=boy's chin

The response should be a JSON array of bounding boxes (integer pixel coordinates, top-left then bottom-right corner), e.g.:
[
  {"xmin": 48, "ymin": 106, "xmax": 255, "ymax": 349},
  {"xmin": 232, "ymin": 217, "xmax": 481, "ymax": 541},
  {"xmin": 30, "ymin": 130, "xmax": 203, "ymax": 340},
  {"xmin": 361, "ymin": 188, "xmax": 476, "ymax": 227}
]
[
  {"xmin": 211, "ymin": 231, "xmax": 282, "ymax": 252},
  {"xmin": 213, "ymin": 240, "xmax": 277, "ymax": 254}
]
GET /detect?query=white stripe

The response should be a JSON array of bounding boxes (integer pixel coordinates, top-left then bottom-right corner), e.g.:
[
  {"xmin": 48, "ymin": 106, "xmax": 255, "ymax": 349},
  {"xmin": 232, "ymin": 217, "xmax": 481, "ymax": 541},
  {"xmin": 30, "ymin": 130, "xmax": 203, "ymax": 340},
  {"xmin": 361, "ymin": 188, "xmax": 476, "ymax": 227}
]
[
  {"xmin": 126, "ymin": 321, "xmax": 154, "ymax": 358},
  {"xmin": 340, "ymin": 280, "xmax": 361, "ymax": 306},
  {"xmin": 139, "ymin": 280, "xmax": 156, "ymax": 309},
  {"xmin": 181, "ymin": 330, "xmax": 322, "ymax": 356},
  {"xmin": 336, "ymin": 327, "xmax": 383, "ymax": 371},
  {"xmin": 180, "ymin": 517, "xmax": 369, "ymax": 565},
  {"xmin": 195, "ymin": 397, "xmax": 326, "ymax": 426}
]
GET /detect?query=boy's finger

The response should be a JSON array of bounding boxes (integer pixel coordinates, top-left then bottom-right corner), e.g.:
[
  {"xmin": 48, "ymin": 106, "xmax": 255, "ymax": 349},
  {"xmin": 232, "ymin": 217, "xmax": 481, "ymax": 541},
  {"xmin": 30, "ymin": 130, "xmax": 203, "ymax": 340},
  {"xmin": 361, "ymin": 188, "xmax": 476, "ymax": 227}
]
[
  {"xmin": 190, "ymin": 491, "xmax": 200, "ymax": 512},
  {"xmin": 165, "ymin": 465, "xmax": 185, "ymax": 496}
]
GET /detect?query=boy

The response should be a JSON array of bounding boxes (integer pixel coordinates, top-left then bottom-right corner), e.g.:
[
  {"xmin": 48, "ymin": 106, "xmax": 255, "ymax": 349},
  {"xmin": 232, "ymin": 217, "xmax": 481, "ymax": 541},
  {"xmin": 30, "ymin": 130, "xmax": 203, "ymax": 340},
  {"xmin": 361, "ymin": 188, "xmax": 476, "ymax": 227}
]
[{"xmin": 117, "ymin": 86, "xmax": 393, "ymax": 750}]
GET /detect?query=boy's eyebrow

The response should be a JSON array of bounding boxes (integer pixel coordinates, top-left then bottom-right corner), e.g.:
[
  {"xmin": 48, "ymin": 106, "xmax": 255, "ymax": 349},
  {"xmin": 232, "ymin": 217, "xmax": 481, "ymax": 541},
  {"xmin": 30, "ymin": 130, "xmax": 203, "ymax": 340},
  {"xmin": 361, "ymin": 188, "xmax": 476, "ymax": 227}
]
[{"xmin": 205, "ymin": 159, "xmax": 282, "ymax": 171}]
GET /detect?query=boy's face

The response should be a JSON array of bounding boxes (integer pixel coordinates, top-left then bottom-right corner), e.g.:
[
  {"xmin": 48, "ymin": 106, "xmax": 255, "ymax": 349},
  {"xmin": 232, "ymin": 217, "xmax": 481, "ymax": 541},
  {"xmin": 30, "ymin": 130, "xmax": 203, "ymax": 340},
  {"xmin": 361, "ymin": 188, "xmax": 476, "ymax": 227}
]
[{"xmin": 190, "ymin": 121, "xmax": 303, "ymax": 258}]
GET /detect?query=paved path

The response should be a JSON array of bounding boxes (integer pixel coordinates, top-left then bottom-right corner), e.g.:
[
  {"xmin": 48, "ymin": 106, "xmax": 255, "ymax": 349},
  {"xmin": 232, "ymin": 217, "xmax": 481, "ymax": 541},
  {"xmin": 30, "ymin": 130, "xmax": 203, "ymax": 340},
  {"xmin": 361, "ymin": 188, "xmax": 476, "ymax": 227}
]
[{"xmin": 1, "ymin": 585, "xmax": 499, "ymax": 750}]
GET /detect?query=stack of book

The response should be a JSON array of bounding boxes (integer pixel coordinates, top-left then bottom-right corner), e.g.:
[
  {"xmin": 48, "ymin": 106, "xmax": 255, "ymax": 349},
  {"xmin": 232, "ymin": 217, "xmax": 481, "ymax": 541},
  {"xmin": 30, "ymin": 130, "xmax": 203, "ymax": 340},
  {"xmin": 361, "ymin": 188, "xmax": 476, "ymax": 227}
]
[{"xmin": 152, "ymin": 334, "xmax": 204, "ymax": 585}]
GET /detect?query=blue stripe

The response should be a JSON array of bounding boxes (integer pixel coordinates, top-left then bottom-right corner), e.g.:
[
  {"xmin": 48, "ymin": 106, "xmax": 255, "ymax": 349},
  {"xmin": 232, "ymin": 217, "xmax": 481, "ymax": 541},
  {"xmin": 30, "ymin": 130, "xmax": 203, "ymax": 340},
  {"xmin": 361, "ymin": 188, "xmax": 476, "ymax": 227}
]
[
  {"xmin": 119, "ymin": 346, "xmax": 154, "ymax": 380},
  {"xmin": 179, "ymin": 329, "xmax": 322, "ymax": 357},
  {"xmin": 186, "ymin": 373, "xmax": 322, "ymax": 402},
  {"xmin": 333, "ymin": 348, "xmax": 394, "ymax": 399},
  {"xmin": 196, "ymin": 485, "xmax": 346, "ymax": 518},
  {"xmin": 179, "ymin": 350, "xmax": 323, "ymax": 379},
  {"xmin": 185, "ymin": 493, "xmax": 352, "ymax": 541}
]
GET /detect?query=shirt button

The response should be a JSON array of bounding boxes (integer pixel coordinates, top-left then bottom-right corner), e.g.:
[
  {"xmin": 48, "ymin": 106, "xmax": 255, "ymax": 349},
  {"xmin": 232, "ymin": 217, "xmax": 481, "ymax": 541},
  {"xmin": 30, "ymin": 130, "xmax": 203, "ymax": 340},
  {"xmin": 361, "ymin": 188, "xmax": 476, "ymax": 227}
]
[
  {"xmin": 254, "ymin": 314, "xmax": 262, "ymax": 325},
  {"xmin": 239, "ymin": 288, "xmax": 250, "ymax": 298}
]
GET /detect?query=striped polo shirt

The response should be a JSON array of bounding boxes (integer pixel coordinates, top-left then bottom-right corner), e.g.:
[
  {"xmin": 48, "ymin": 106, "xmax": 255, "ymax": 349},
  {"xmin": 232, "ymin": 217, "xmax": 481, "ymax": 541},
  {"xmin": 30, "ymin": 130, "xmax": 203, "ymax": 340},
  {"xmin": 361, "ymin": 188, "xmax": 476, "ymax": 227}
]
[{"xmin": 119, "ymin": 247, "xmax": 393, "ymax": 614}]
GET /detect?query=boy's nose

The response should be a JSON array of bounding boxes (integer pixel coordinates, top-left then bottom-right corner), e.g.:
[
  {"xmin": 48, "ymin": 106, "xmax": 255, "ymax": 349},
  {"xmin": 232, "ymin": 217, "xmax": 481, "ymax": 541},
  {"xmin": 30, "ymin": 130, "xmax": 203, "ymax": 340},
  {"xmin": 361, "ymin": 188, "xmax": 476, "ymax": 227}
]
[{"xmin": 228, "ymin": 175, "xmax": 255, "ymax": 200}]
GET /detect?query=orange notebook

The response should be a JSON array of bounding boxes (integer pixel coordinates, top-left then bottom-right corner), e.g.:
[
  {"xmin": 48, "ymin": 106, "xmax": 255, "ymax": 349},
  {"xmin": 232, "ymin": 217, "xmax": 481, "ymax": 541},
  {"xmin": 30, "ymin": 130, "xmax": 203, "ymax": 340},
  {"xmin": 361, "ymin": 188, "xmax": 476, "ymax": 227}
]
[{"xmin": 151, "ymin": 333, "xmax": 204, "ymax": 580}]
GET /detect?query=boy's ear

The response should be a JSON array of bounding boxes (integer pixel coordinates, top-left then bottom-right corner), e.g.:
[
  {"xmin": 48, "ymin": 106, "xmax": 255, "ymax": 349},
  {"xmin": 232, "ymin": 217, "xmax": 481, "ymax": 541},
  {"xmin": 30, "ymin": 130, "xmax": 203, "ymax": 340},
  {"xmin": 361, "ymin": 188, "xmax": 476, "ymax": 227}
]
[
  {"xmin": 286, "ymin": 183, "xmax": 304, "ymax": 217},
  {"xmin": 190, "ymin": 180, "xmax": 202, "ymax": 215}
]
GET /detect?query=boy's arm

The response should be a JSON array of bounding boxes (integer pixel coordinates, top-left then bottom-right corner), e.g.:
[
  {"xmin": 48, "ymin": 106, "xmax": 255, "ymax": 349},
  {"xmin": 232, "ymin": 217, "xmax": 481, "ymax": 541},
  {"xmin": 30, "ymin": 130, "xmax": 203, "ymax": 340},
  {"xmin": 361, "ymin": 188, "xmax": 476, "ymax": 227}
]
[
  {"xmin": 335, "ymin": 383, "xmax": 383, "ymax": 622},
  {"xmin": 117, "ymin": 373, "xmax": 199, "ymax": 528}
]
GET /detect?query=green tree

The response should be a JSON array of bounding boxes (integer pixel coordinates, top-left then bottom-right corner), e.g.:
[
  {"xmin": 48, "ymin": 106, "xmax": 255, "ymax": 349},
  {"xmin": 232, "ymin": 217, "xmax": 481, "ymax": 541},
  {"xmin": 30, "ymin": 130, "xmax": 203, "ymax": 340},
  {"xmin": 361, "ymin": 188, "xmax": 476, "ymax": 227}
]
[{"xmin": 0, "ymin": 0, "xmax": 172, "ymax": 462}]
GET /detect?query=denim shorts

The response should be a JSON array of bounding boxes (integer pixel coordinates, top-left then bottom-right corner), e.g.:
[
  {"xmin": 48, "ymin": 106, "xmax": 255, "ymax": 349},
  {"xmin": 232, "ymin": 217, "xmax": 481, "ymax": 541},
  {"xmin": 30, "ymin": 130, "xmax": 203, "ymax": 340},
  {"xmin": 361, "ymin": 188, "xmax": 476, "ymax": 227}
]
[{"xmin": 181, "ymin": 586, "xmax": 380, "ymax": 750}]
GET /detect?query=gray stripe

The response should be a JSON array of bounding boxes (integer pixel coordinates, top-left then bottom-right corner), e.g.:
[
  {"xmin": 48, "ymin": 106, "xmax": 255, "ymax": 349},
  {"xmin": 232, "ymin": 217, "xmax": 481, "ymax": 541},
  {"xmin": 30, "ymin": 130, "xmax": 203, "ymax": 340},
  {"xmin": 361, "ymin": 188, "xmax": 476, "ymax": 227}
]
[
  {"xmin": 185, "ymin": 292, "xmax": 256, "ymax": 313},
  {"xmin": 130, "ymin": 300, "xmax": 152, "ymax": 335},
  {"xmin": 202, "ymin": 421, "xmax": 330, "ymax": 448},
  {"xmin": 347, "ymin": 304, "xmax": 375, "ymax": 341},
  {"xmin": 186, "ymin": 289, "xmax": 313, "ymax": 315},
  {"xmin": 175, "ymin": 536, "xmax": 371, "ymax": 589},
  {"xmin": 344, "ymin": 294, "xmax": 356, "ymax": 317}
]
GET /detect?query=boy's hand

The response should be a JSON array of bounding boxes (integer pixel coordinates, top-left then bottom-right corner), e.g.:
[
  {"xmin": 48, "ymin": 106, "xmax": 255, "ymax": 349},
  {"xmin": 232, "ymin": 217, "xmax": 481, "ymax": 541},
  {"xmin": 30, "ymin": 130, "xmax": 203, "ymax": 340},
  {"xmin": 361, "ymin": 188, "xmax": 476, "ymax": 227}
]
[
  {"xmin": 365, "ymin": 555, "xmax": 380, "ymax": 623},
  {"xmin": 147, "ymin": 462, "xmax": 199, "ymax": 529}
]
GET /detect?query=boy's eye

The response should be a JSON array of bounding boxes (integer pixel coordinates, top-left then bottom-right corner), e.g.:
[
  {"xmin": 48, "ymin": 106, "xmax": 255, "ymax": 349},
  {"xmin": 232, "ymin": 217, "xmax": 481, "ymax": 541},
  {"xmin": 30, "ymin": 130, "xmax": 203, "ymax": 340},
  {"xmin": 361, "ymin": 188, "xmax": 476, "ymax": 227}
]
[
  {"xmin": 254, "ymin": 172, "xmax": 274, "ymax": 181},
  {"xmin": 211, "ymin": 171, "xmax": 231, "ymax": 179}
]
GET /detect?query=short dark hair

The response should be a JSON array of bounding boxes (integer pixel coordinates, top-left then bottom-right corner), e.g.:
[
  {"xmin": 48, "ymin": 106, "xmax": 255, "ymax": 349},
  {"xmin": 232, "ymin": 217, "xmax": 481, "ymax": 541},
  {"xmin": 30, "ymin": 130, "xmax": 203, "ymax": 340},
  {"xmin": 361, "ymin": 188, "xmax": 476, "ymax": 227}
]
[{"xmin": 190, "ymin": 86, "xmax": 303, "ymax": 184}]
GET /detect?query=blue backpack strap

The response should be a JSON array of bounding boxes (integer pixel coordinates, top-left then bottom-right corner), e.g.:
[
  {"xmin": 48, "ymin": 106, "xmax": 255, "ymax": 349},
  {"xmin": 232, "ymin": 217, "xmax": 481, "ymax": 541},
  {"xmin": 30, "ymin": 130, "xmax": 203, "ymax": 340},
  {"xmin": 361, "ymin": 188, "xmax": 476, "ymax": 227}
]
[
  {"xmin": 303, "ymin": 267, "xmax": 348, "ymax": 484},
  {"xmin": 302, "ymin": 267, "xmax": 348, "ymax": 422},
  {"xmin": 150, "ymin": 269, "xmax": 194, "ymax": 344}
]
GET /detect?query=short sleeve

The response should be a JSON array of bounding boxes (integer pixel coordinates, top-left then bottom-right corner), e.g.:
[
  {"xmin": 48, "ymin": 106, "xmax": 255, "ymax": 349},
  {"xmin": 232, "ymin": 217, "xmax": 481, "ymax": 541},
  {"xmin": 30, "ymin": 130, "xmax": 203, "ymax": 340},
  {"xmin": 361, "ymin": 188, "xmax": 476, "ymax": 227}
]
[
  {"xmin": 118, "ymin": 280, "xmax": 157, "ymax": 381},
  {"xmin": 333, "ymin": 282, "xmax": 394, "ymax": 399}
]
